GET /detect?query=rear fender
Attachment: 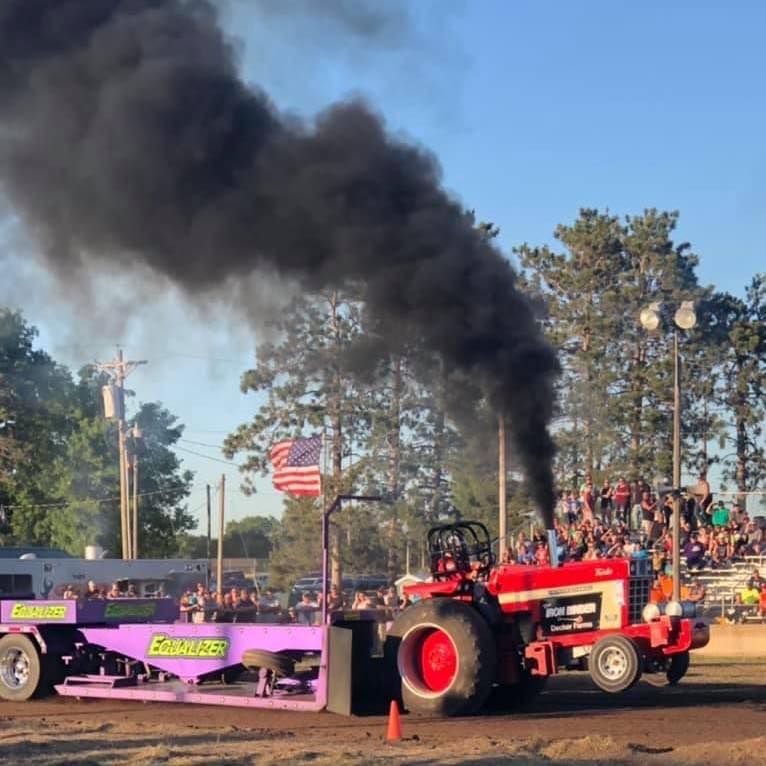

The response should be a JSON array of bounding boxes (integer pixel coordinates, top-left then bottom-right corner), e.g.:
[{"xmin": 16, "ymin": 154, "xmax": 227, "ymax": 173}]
[{"xmin": 404, "ymin": 581, "xmax": 463, "ymax": 600}]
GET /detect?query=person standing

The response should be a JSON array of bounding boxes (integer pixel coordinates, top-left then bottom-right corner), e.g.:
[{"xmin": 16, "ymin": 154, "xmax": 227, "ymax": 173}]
[
  {"xmin": 295, "ymin": 591, "xmax": 318, "ymax": 625},
  {"xmin": 599, "ymin": 479, "xmax": 614, "ymax": 526},
  {"xmin": 630, "ymin": 478, "xmax": 647, "ymax": 531},
  {"xmin": 661, "ymin": 494, "xmax": 674, "ymax": 528},
  {"xmin": 640, "ymin": 491, "xmax": 657, "ymax": 536},
  {"xmin": 580, "ymin": 475, "xmax": 595, "ymax": 523},
  {"xmin": 614, "ymin": 477, "xmax": 631, "ymax": 523},
  {"xmin": 693, "ymin": 471, "xmax": 713, "ymax": 524}
]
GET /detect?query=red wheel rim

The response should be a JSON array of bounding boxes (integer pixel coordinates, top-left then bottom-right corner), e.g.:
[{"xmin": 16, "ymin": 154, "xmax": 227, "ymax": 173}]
[{"xmin": 418, "ymin": 629, "xmax": 457, "ymax": 692}]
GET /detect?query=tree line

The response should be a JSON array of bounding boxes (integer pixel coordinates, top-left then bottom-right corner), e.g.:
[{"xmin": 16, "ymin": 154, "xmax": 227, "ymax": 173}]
[
  {"xmin": 517, "ymin": 209, "xmax": 764, "ymax": 495},
  {"xmin": 0, "ymin": 310, "xmax": 195, "ymax": 557},
  {"xmin": 223, "ymin": 209, "xmax": 765, "ymax": 588},
  {"xmin": 2, "ymin": 208, "xmax": 763, "ymax": 590}
]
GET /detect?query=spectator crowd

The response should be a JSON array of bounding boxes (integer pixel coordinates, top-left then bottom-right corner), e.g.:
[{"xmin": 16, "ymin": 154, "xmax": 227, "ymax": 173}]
[
  {"xmin": 501, "ymin": 471, "xmax": 766, "ymax": 616},
  {"xmin": 59, "ymin": 470, "xmax": 765, "ymax": 623},
  {"xmin": 505, "ymin": 472, "xmax": 765, "ymax": 570},
  {"xmin": 177, "ymin": 582, "xmax": 405, "ymax": 625}
]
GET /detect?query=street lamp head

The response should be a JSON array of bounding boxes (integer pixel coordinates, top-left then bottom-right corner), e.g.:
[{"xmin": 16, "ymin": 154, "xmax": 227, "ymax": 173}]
[
  {"xmin": 639, "ymin": 302, "xmax": 662, "ymax": 332},
  {"xmin": 674, "ymin": 301, "xmax": 697, "ymax": 330}
]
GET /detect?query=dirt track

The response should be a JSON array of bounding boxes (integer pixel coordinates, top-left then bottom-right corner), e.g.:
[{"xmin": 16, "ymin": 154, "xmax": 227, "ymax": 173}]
[{"xmin": 1, "ymin": 661, "xmax": 765, "ymax": 765}]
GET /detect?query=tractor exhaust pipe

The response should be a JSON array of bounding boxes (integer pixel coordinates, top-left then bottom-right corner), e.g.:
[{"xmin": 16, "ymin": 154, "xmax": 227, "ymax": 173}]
[{"xmin": 547, "ymin": 529, "xmax": 560, "ymax": 568}]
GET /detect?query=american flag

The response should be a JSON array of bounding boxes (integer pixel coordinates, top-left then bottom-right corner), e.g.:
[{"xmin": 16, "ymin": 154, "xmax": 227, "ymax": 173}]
[{"xmin": 270, "ymin": 436, "xmax": 322, "ymax": 497}]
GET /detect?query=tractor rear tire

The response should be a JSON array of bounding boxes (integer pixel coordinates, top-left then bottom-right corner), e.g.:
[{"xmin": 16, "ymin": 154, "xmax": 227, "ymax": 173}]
[
  {"xmin": 387, "ymin": 599, "xmax": 496, "ymax": 716},
  {"xmin": 0, "ymin": 634, "xmax": 42, "ymax": 702},
  {"xmin": 589, "ymin": 635, "xmax": 641, "ymax": 693},
  {"xmin": 241, "ymin": 649, "xmax": 295, "ymax": 678}
]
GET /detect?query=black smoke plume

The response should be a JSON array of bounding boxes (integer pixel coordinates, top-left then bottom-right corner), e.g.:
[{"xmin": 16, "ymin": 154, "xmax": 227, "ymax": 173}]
[{"xmin": 0, "ymin": 0, "xmax": 558, "ymax": 525}]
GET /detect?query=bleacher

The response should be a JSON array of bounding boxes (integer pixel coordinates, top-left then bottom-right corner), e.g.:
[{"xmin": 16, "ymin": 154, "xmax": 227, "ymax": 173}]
[{"xmin": 683, "ymin": 555, "xmax": 766, "ymax": 624}]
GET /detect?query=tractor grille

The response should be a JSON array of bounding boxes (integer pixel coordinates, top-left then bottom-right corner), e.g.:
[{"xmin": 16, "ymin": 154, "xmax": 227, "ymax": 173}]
[
  {"xmin": 628, "ymin": 577, "xmax": 651, "ymax": 624},
  {"xmin": 628, "ymin": 556, "xmax": 653, "ymax": 624}
]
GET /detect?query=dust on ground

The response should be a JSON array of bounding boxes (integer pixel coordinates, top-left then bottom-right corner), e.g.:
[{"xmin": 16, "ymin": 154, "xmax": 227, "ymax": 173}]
[{"xmin": 0, "ymin": 660, "xmax": 764, "ymax": 765}]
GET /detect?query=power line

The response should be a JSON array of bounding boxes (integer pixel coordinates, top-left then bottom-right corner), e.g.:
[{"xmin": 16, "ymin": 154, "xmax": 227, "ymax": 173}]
[
  {"xmin": 0, "ymin": 484, "xmax": 190, "ymax": 511},
  {"xmin": 175, "ymin": 444, "xmax": 242, "ymax": 467},
  {"xmin": 186, "ymin": 496, "xmax": 209, "ymax": 523},
  {"xmin": 179, "ymin": 438, "xmax": 227, "ymax": 449},
  {"xmin": 183, "ymin": 429, "xmax": 234, "ymax": 435}
]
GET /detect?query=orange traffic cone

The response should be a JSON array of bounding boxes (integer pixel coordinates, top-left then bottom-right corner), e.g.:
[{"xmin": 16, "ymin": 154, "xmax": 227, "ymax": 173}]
[{"xmin": 386, "ymin": 700, "xmax": 402, "ymax": 742}]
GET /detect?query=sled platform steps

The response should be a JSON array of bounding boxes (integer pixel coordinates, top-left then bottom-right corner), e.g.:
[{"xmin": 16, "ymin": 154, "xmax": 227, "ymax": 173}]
[
  {"xmin": 61, "ymin": 674, "xmax": 139, "ymax": 689},
  {"xmin": 54, "ymin": 677, "xmax": 325, "ymax": 710}
]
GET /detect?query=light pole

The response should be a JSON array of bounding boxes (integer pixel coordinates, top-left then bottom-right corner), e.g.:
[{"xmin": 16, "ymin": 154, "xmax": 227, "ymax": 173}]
[{"xmin": 639, "ymin": 301, "xmax": 697, "ymax": 608}]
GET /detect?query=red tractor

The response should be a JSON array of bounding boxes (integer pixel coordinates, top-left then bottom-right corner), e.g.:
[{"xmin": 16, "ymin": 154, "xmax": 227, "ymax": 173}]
[{"xmin": 386, "ymin": 522, "xmax": 709, "ymax": 716}]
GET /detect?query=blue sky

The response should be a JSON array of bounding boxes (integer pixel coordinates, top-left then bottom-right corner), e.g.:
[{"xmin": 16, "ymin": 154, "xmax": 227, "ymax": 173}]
[{"xmin": 4, "ymin": 0, "xmax": 765, "ymax": 525}]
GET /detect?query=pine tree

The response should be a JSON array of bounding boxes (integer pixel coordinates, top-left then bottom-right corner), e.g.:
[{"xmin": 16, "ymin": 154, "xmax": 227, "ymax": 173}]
[
  {"xmin": 710, "ymin": 277, "xmax": 766, "ymax": 505},
  {"xmin": 224, "ymin": 291, "xmax": 372, "ymax": 587},
  {"xmin": 517, "ymin": 209, "xmax": 706, "ymax": 488}
]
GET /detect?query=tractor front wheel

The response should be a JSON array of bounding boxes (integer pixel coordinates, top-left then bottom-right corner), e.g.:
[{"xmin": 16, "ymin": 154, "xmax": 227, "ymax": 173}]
[
  {"xmin": 589, "ymin": 634, "xmax": 641, "ymax": 693},
  {"xmin": 387, "ymin": 599, "xmax": 496, "ymax": 716}
]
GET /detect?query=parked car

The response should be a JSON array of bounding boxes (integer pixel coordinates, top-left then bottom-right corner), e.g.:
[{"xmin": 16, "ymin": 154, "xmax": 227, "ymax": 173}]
[{"xmin": 208, "ymin": 570, "xmax": 255, "ymax": 595}]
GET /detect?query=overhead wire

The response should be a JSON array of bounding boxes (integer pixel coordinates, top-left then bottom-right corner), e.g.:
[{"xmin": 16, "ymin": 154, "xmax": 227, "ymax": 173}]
[
  {"xmin": 175, "ymin": 444, "xmax": 242, "ymax": 467},
  {"xmin": 0, "ymin": 484, "xmax": 191, "ymax": 511},
  {"xmin": 179, "ymin": 438, "xmax": 227, "ymax": 449}
]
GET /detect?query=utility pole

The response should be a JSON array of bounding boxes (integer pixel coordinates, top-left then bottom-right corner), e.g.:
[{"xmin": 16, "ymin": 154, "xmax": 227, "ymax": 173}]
[
  {"xmin": 217, "ymin": 474, "xmax": 225, "ymax": 598},
  {"xmin": 132, "ymin": 452, "xmax": 139, "ymax": 559},
  {"xmin": 117, "ymin": 350, "xmax": 129, "ymax": 559},
  {"xmin": 206, "ymin": 483, "xmax": 212, "ymax": 561},
  {"xmin": 498, "ymin": 414, "xmax": 507, "ymax": 562},
  {"xmin": 95, "ymin": 350, "xmax": 147, "ymax": 560}
]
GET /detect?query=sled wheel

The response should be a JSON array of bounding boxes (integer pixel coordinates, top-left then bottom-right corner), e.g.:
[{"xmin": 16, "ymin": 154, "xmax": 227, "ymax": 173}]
[
  {"xmin": 590, "ymin": 634, "xmax": 641, "ymax": 693},
  {"xmin": 241, "ymin": 649, "xmax": 295, "ymax": 677},
  {"xmin": 386, "ymin": 598, "xmax": 496, "ymax": 716},
  {"xmin": 0, "ymin": 634, "xmax": 42, "ymax": 702}
]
